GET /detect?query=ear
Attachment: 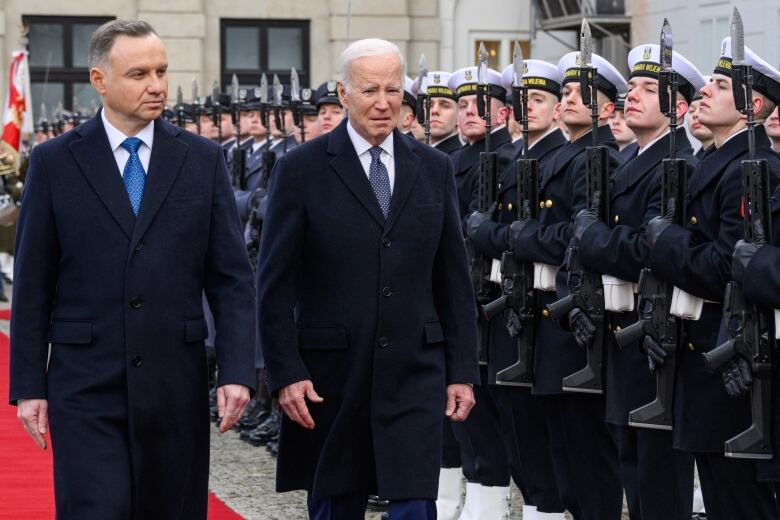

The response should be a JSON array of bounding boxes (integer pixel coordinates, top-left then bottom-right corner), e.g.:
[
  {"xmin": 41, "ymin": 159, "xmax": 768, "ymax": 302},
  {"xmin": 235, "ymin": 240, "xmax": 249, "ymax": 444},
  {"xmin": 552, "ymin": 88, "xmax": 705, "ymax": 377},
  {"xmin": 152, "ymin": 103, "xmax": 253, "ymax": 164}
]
[
  {"xmin": 676, "ymin": 100, "xmax": 689, "ymax": 123},
  {"xmin": 554, "ymin": 102, "xmax": 561, "ymax": 122},
  {"xmin": 497, "ymin": 105, "xmax": 510, "ymax": 125},
  {"xmin": 90, "ymin": 67, "xmax": 107, "ymax": 96},
  {"xmin": 752, "ymin": 94, "xmax": 765, "ymax": 119},
  {"xmin": 337, "ymin": 81, "xmax": 348, "ymax": 108},
  {"xmin": 599, "ymin": 101, "xmax": 615, "ymax": 122}
]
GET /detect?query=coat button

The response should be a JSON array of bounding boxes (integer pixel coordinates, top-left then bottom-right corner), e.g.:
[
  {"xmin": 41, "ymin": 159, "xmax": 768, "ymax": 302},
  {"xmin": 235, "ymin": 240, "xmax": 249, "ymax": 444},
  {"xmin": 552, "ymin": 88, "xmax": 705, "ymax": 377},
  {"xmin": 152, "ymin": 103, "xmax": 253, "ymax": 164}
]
[
  {"xmin": 131, "ymin": 354, "xmax": 143, "ymax": 367},
  {"xmin": 134, "ymin": 241, "xmax": 144, "ymax": 252},
  {"xmin": 378, "ymin": 336, "xmax": 390, "ymax": 348},
  {"xmin": 507, "ymin": 202, "xmax": 513, "ymax": 211},
  {"xmin": 545, "ymin": 199, "xmax": 553, "ymax": 208},
  {"xmin": 498, "ymin": 203, "xmax": 503, "ymax": 210},
  {"xmin": 614, "ymin": 215, "xmax": 619, "ymax": 223},
  {"xmin": 539, "ymin": 201, "xmax": 545, "ymax": 209},
  {"xmin": 690, "ymin": 216, "xmax": 697, "ymax": 225},
  {"xmin": 382, "ymin": 286, "xmax": 393, "ymax": 297},
  {"xmin": 129, "ymin": 296, "xmax": 143, "ymax": 309},
  {"xmin": 542, "ymin": 309, "xmax": 550, "ymax": 317},
  {"xmin": 382, "ymin": 237, "xmax": 391, "ymax": 248}
]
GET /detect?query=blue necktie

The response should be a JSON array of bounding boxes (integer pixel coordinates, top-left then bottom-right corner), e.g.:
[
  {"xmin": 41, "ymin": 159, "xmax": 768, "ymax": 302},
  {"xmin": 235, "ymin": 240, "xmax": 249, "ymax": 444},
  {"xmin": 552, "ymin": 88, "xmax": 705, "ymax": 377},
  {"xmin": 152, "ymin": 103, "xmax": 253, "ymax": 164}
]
[
  {"xmin": 368, "ymin": 146, "xmax": 391, "ymax": 218},
  {"xmin": 121, "ymin": 137, "xmax": 146, "ymax": 216}
]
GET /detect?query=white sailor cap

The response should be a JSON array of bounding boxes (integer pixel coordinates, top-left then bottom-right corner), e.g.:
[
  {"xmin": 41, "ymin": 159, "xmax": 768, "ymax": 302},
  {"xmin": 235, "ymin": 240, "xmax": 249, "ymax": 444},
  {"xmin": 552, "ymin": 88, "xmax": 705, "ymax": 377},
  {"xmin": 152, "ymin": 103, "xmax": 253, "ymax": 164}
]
[
  {"xmin": 500, "ymin": 59, "xmax": 562, "ymax": 99},
  {"xmin": 403, "ymin": 76, "xmax": 417, "ymax": 114},
  {"xmin": 558, "ymin": 51, "xmax": 627, "ymax": 101},
  {"xmin": 627, "ymin": 44, "xmax": 706, "ymax": 104},
  {"xmin": 411, "ymin": 71, "xmax": 456, "ymax": 99},
  {"xmin": 715, "ymin": 37, "xmax": 780, "ymax": 105},
  {"xmin": 447, "ymin": 67, "xmax": 507, "ymax": 104}
]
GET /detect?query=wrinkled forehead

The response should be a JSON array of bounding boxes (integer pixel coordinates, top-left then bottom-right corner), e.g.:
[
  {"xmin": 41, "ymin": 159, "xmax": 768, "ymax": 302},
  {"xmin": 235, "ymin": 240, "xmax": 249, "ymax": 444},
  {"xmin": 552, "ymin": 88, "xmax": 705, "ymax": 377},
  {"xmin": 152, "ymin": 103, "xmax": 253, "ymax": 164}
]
[{"xmin": 348, "ymin": 54, "xmax": 403, "ymax": 84}]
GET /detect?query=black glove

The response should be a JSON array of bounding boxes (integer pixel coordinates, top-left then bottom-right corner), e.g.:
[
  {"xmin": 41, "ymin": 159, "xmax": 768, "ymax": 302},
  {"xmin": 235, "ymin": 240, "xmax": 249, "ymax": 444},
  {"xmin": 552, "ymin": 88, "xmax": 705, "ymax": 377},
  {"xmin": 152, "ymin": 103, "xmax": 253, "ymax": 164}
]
[
  {"xmin": 508, "ymin": 201, "xmax": 536, "ymax": 249},
  {"xmin": 568, "ymin": 308, "xmax": 596, "ymax": 348},
  {"xmin": 639, "ymin": 335, "xmax": 667, "ymax": 372},
  {"xmin": 732, "ymin": 239, "xmax": 763, "ymax": 284},
  {"xmin": 249, "ymin": 187, "xmax": 268, "ymax": 210},
  {"xmin": 721, "ymin": 356, "xmax": 752, "ymax": 397},
  {"xmin": 646, "ymin": 197, "xmax": 676, "ymax": 250},
  {"xmin": 573, "ymin": 191, "xmax": 601, "ymax": 242},
  {"xmin": 465, "ymin": 202, "xmax": 497, "ymax": 241},
  {"xmin": 505, "ymin": 309, "xmax": 522, "ymax": 338}
]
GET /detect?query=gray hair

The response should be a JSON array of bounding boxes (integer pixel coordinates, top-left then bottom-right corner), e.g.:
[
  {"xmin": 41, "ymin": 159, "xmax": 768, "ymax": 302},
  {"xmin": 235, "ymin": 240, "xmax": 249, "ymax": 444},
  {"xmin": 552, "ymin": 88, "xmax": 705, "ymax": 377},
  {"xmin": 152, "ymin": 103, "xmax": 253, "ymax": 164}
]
[
  {"xmin": 88, "ymin": 19, "xmax": 158, "ymax": 69},
  {"xmin": 338, "ymin": 38, "xmax": 405, "ymax": 90}
]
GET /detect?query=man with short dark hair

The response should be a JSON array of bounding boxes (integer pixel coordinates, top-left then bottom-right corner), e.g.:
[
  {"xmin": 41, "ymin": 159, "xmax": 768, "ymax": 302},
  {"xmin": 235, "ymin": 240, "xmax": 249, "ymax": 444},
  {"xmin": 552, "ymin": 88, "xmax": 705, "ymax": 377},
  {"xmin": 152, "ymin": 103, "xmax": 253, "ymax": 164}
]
[{"xmin": 10, "ymin": 19, "xmax": 255, "ymax": 519}]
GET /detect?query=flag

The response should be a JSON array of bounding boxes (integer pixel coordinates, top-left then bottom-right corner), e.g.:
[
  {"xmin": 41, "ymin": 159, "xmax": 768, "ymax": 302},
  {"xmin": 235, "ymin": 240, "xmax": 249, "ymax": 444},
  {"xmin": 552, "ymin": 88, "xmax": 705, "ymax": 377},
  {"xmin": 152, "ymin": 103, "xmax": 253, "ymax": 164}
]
[{"xmin": 1, "ymin": 50, "xmax": 33, "ymax": 155}]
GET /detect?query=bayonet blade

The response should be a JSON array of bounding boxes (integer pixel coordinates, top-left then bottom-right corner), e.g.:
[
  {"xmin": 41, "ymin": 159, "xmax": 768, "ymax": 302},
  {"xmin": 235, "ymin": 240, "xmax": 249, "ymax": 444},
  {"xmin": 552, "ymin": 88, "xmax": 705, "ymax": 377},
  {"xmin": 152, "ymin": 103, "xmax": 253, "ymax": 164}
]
[
  {"xmin": 231, "ymin": 74, "xmax": 240, "ymax": 102},
  {"xmin": 512, "ymin": 40, "xmax": 524, "ymax": 87},
  {"xmin": 290, "ymin": 68, "xmax": 301, "ymax": 102},
  {"xmin": 272, "ymin": 74, "xmax": 283, "ymax": 106},
  {"xmin": 660, "ymin": 18, "xmax": 673, "ymax": 71},
  {"xmin": 176, "ymin": 86, "xmax": 183, "ymax": 106},
  {"xmin": 731, "ymin": 7, "xmax": 745, "ymax": 65},
  {"xmin": 417, "ymin": 54, "xmax": 428, "ymax": 93},
  {"xmin": 260, "ymin": 73, "xmax": 269, "ymax": 104},
  {"xmin": 580, "ymin": 19, "xmax": 593, "ymax": 67},
  {"xmin": 478, "ymin": 42, "xmax": 488, "ymax": 85},
  {"xmin": 191, "ymin": 78, "xmax": 198, "ymax": 102},
  {"xmin": 211, "ymin": 80, "xmax": 220, "ymax": 105}
]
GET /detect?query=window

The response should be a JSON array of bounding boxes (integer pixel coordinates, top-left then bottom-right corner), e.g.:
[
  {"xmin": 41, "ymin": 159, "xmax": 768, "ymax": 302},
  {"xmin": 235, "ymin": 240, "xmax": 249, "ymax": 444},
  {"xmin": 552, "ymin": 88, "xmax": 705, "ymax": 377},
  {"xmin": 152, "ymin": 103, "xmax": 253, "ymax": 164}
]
[
  {"xmin": 220, "ymin": 19, "xmax": 310, "ymax": 89},
  {"xmin": 699, "ymin": 16, "xmax": 729, "ymax": 71},
  {"xmin": 473, "ymin": 40, "xmax": 531, "ymax": 70},
  {"xmin": 25, "ymin": 15, "xmax": 113, "ymax": 114}
]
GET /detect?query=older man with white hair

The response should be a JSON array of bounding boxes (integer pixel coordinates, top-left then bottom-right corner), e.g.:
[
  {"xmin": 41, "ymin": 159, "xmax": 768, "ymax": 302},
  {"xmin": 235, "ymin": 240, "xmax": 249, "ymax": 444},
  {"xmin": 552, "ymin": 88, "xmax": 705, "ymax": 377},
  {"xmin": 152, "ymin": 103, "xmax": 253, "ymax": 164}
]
[{"xmin": 257, "ymin": 38, "xmax": 480, "ymax": 519}]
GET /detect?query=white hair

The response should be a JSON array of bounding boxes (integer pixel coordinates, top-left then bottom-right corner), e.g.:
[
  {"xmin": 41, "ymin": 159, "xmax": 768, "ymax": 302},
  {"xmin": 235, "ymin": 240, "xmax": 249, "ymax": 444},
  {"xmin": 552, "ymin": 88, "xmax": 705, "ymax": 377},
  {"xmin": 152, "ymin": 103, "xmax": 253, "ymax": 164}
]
[{"xmin": 338, "ymin": 38, "xmax": 405, "ymax": 90}]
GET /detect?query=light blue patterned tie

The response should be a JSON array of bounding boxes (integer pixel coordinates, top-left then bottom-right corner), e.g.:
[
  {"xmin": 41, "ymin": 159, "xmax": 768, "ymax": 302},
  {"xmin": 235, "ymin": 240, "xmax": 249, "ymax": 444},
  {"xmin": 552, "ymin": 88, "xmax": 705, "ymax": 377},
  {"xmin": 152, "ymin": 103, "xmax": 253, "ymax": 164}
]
[
  {"xmin": 368, "ymin": 146, "xmax": 391, "ymax": 218},
  {"xmin": 121, "ymin": 137, "xmax": 145, "ymax": 216}
]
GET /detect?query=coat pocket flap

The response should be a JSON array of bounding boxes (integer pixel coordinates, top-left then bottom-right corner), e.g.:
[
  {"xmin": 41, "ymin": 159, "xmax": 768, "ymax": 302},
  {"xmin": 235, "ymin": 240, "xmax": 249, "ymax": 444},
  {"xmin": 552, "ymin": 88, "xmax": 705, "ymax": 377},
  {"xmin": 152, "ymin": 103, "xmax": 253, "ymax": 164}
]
[
  {"xmin": 48, "ymin": 321, "xmax": 93, "ymax": 344},
  {"xmin": 297, "ymin": 326, "xmax": 349, "ymax": 350},
  {"xmin": 168, "ymin": 194, "xmax": 206, "ymax": 209},
  {"xmin": 184, "ymin": 318, "xmax": 209, "ymax": 342},
  {"xmin": 424, "ymin": 321, "xmax": 445, "ymax": 344}
]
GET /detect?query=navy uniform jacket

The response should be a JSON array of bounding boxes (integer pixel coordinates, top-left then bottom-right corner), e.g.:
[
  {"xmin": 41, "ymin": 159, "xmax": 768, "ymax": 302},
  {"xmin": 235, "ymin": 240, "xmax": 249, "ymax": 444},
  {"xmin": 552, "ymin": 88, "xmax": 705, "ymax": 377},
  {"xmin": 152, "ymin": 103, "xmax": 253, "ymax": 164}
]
[
  {"xmin": 9, "ymin": 114, "xmax": 256, "ymax": 519},
  {"xmin": 578, "ymin": 128, "xmax": 696, "ymax": 425},
  {"xmin": 511, "ymin": 124, "xmax": 622, "ymax": 394},
  {"xmin": 433, "ymin": 133, "xmax": 464, "ymax": 156},
  {"xmin": 234, "ymin": 140, "xmax": 272, "ymax": 222},
  {"xmin": 649, "ymin": 125, "xmax": 780, "ymax": 452},
  {"xmin": 471, "ymin": 129, "xmax": 567, "ymax": 383},
  {"xmin": 618, "ymin": 141, "xmax": 639, "ymax": 162},
  {"xmin": 256, "ymin": 120, "xmax": 479, "ymax": 501}
]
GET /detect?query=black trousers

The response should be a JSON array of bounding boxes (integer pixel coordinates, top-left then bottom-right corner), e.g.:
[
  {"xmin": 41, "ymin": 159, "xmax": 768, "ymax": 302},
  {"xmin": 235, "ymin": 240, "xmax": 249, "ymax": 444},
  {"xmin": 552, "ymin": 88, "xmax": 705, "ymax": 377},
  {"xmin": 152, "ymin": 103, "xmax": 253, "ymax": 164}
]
[
  {"xmin": 695, "ymin": 452, "xmax": 778, "ymax": 520},
  {"xmin": 441, "ymin": 420, "xmax": 461, "ymax": 468},
  {"xmin": 608, "ymin": 424, "xmax": 694, "ymax": 520},
  {"xmin": 450, "ymin": 367, "xmax": 510, "ymax": 487},
  {"xmin": 493, "ymin": 385, "xmax": 565, "ymax": 513}
]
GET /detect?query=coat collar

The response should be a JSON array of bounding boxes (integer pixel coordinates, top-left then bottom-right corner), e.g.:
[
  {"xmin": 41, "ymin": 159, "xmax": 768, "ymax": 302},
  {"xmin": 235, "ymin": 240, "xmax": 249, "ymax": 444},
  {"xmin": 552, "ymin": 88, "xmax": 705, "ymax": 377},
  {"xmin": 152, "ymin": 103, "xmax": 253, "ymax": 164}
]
[
  {"xmin": 541, "ymin": 124, "xmax": 616, "ymax": 189},
  {"xmin": 69, "ymin": 111, "xmax": 189, "ymax": 242},
  {"xmin": 499, "ymin": 129, "xmax": 567, "ymax": 194},
  {"xmin": 327, "ymin": 119, "xmax": 421, "ymax": 231},
  {"xmin": 453, "ymin": 126, "xmax": 512, "ymax": 176}
]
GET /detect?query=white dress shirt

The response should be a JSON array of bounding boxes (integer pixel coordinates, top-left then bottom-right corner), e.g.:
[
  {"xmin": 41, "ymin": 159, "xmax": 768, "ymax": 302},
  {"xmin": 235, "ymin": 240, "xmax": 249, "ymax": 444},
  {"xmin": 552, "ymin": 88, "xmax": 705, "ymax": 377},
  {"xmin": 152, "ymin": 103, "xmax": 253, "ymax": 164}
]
[
  {"xmin": 637, "ymin": 130, "xmax": 669, "ymax": 156},
  {"xmin": 346, "ymin": 120, "xmax": 395, "ymax": 194},
  {"xmin": 101, "ymin": 108, "xmax": 154, "ymax": 176}
]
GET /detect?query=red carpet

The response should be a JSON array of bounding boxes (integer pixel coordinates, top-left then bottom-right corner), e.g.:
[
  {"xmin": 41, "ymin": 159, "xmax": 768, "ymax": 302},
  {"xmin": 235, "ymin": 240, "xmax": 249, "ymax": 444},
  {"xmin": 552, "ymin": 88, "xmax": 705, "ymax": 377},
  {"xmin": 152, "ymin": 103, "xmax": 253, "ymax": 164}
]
[{"xmin": 0, "ymin": 320, "xmax": 244, "ymax": 519}]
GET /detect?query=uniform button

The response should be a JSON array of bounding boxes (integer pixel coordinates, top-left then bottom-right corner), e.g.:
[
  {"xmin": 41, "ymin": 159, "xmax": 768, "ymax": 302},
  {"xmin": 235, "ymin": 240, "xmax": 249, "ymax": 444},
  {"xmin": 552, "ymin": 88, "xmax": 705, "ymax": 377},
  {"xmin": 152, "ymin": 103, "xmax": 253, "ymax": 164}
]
[
  {"xmin": 378, "ymin": 336, "xmax": 390, "ymax": 348},
  {"xmin": 382, "ymin": 286, "xmax": 393, "ymax": 297},
  {"xmin": 134, "ymin": 241, "xmax": 144, "ymax": 252},
  {"xmin": 382, "ymin": 237, "xmax": 392, "ymax": 248},
  {"xmin": 542, "ymin": 309, "xmax": 550, "ymax": 317},
  {"xmin": 690, "ymin": 216, "xmax": 698, "ymax": 225},
  {"xmin": 498, "ymin": 203, "xmax": 503, "ymax": 210},
  {"xmin": 539, "ymin": 201, "xmax": 545, "ymax": 209},
  {"xmin": 507, "ymin": 202, "xmax": 513, "ymax": 211},
  {"xmin": 131, "ymin": 354, "xmax": 143, "ymax": 367},
  {"xmin": 129, "ymin": 296, "xmax": 143, "ymax": 309},
  {"xmin": 545, "ymin": 199, "xmax": 553, "ymax": 208},
  {"xmin": 615, "ymin": 325, "xmax": 622, "ymax": 331},
  {"xmin": 688, "ymin": 342, "xmax": 695, "ymax": 350},
  {"xmin": 614, "ymin": 215, "xmax": 619, "ymax": 223}
]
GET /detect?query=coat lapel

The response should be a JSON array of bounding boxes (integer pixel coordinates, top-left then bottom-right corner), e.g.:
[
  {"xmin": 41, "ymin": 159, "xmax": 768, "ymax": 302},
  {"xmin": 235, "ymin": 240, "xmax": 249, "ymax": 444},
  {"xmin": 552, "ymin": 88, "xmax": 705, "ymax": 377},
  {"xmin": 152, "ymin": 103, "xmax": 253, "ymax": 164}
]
[
  {"xmin": 131, "ymin": 120, "xmax": 189, "ymax": 245},
  {"xmin": 501, "ymin": 129, "xmax": 567, "ymax": 195},
  {"xmin": 328, "ymin": 121, "xmax": 386, "ymax": 227},
  {"xmin": 686, "ymin": 127, "xmax": 760, "ymax": 201},
  {"xmin": 68, "ymin": 113, "xmax": 136, "ymax": 239},
  {"xmin": 385, "ymin": 132, "xmax": 421, "ymax": 232}
]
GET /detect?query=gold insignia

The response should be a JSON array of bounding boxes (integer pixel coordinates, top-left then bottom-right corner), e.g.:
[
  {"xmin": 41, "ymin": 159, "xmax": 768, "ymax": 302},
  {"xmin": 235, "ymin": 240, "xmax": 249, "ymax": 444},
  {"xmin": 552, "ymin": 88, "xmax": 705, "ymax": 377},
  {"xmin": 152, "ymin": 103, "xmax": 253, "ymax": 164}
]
[
  {"xmin": 721, "ymin": 40, "xmax": 727, "ymax": 57},
  {"xmin": 433, "ymin": 73, "xmax": 441, "ymax": 84},
  {"xmin": 690, "ymin": 216, "xmax": 698, "ymax": 225},
  {"xmin": 642, "ymin": 47, "xmax": 652, "ymax": 61},
  {"xmin": 523, "ymin": 61, "xmax": 529, "ymax": 74},
  {"xmin": 465, "ymin": 70, "xmax": 473, "ymax": 81},
  {"xmin": 575, "ymin": 54, "xmax": 583, "ymax": 66}
]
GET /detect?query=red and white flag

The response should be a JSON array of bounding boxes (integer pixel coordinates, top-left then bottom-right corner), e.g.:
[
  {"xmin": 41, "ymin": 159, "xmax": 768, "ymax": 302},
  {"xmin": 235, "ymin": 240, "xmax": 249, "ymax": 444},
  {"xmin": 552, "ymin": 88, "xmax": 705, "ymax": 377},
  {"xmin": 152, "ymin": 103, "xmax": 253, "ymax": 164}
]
[{"xmin": 1, "ymin": 50, "xmax": 33, "ymax": 154}]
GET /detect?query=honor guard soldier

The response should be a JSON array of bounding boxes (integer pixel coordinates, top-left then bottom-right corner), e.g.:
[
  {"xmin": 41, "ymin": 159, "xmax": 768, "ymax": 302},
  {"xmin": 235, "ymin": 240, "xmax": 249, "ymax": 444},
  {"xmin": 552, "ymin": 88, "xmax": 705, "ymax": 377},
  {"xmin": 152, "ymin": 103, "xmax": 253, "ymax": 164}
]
[
  {"xmin": 687, "ymin": 77, "xmax": 715, "ymax": 159},
  {"xmin": 448, "ymin": 65, "xmax": 517, "ymax": 518},
  {"xmin": 268, "ymin": 84, "xmax": 298, "ymax": 155},
  {"xmin": 508, "ymin": 50, "xmax": 626, "ymax": 520},
  {"xmin": 766, "ymin": 106, "xmax": 780, "ymax": 153},
  {"xmin": 573, "ymin": 40, "xmax": 705, "ymax": 519},
  {"xmin": 646, "ymin": 35, "xmax": 780, "ymax": 518},
  {"xmin": 610, "ymin": 92, "xmax": 638, "ymax": 160},
  {"xmin": 469, "ymin": 58, "xmax": 572, "ymax": 520},
  {"xmin": 398, "ymin": 76, "xmax": 419, "ymax": 136},
  {"xmin": 315, "ymin": 80, "xmax": 345, "ymax": 134},
  {"xmin": 411, "ymin": 71, "xmax": 462, "ymax": 155},
  {"xmin": 298, "ymin": 87, "xmax": 322, "ymax": 141}
]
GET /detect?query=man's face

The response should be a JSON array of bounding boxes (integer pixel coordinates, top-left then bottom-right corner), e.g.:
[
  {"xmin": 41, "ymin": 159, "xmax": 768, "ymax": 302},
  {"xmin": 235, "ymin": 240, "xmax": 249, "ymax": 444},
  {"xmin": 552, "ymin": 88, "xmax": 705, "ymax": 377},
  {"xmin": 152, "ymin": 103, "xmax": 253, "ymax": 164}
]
[
  {"xmin": 560, "ymin": 82, "xmax": 591, "ymax": 128},
  {"xmin": 457, "ymin": 95, "xmax": 508, "ymax": 143},
  {"xmin": 397, "ymin": 104, "xmax": 415, "ymax": 133},
  {"xmin": 698, "ymin": 74, "xmax": 741, "ymax": 129},
  {"xmin": 429, "ymin": 97, "xmax": 457, "ymax": 139},
  {"xmin": 90, "ymin": 34, "xmax": 168, "ymax": 127},
  {"xmin": 184, "ymin": 121, "xmax": 198, "ymax": 134},
  {"xmin": 337, "ymin": 53, "xmax": 403, "ymax": 145},
  {"xmin": 526, "ymin": 89, "xmax": 560, "ymax": 133},
  {"xmin": 247, "ymin": 110, "xmax": 268, "ymax": 139},
  {"xmin": 318, "ymin": 103, "xmax": 344, "ymax": 134},
  {"xmin": 219, "ymin": 113, "xmax": 234, "ymax": 140},
  {"xmin": 687, "ymin": 99, "xmax": 714, "ymax": 142},
  {"xmin": 199, "ymin": 114, "xmax": 217, "ymax": 139},
  {"xmin": 303, "ymin": 113, "xmax": 322, "ymax": 139},
  {"xmin": 623, "ymin": 76, "xmax": 669, "ymax": 136},
  {"xmin": 765, "ymin": 106, "xmax": 780, "ymax": 140}
]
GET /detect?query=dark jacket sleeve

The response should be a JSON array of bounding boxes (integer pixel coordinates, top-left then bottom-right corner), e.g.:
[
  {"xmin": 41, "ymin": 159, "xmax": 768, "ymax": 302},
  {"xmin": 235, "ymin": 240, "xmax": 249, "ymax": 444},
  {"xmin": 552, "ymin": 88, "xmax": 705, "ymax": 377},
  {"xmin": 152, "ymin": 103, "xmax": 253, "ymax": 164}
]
[
  {"xmin": 9, "ymin": 147, "xmax": 61, "ymax": 404},
  {"xmin": 433, "ymin": 158, "xmax": 480, "ymax": 385},
  {"xmin": 649, "ymin": 167, "xmax": 742, "ymax": 302},
  {"xmin": 203, "ymin": 149, "xmax": 257, "ymax": 392},
  {"xmin": 742, "ymin": 245, "xmax": 780, "ymax": 309},
  {"xmin": 256, "ymin": 155, "xmax": 311, "ymax": 394}
]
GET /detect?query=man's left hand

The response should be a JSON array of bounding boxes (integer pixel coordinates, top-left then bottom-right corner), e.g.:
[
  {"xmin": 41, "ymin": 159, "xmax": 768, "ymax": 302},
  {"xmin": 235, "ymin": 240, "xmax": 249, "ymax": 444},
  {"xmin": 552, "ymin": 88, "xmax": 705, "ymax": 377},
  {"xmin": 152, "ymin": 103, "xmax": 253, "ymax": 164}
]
[
  {"xmin": 216, "ymin": 384, "xmax": 251, "ymax": 433},
  {"xmin": 445, "ymin": 384, "xmax": 475, "ymax": 422},
  {"xmin": 465, "ymin": 203, "xmax": 496, "ymax": 241},
  {"xmin": 732, "ymin": 239, "xmax": 763, "ymax": 284}
]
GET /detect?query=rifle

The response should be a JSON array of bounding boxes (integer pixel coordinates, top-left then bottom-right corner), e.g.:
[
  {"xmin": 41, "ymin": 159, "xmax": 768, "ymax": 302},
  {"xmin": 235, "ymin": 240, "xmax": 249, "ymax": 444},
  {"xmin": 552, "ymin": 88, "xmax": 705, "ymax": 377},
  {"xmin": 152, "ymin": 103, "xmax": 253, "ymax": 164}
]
[
  {"xmin": 229, "ymin": 75, "xmax": 247, "ymax": 190},
  {"xmin": 192, "ymin": 78, "xmax": 203, "ymax": 136},
  {"xmin": 612, "ymin": 19, "xmax": 687, "ymax": 430},
  {"xmin": 415, "ymin": 54, "xmax": 431, "ymax": 145},
  {"xmin": 701, "ymin": 7, "xmax": 774, "ymax": 459},
  {"xmin": 271, "ymin": 74, "xmax": 287, "ymax": 154},
  {"xmin": 545, "ymin": 20, "xmax": 609, "ymax": 394},
  {"xmin": 211, "ymin": 80, "xmax": 223, "ymax": 143},
  {"xmin": 481, "ymin": 41, "xmax": 538, "ymax": 387},
  {"xmin": 174, "ymin": 86, "xmax": 185, "ymax": 128},
  {"xmin": 290, "ymin": 68, "xmax": 306, "ymax": 143}
]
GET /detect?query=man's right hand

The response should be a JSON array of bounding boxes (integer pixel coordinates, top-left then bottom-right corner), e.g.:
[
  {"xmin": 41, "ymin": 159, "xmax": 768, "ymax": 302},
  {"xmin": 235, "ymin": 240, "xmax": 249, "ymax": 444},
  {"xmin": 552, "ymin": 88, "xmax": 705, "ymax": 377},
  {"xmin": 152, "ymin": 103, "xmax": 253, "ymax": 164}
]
[
  {"xmin": 17, "ymin": 399, "xmax": 48, "ymax": 449},
  {"xmin": 278, "ymin": 380, "xmax": 324, "ymax": 429}
]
